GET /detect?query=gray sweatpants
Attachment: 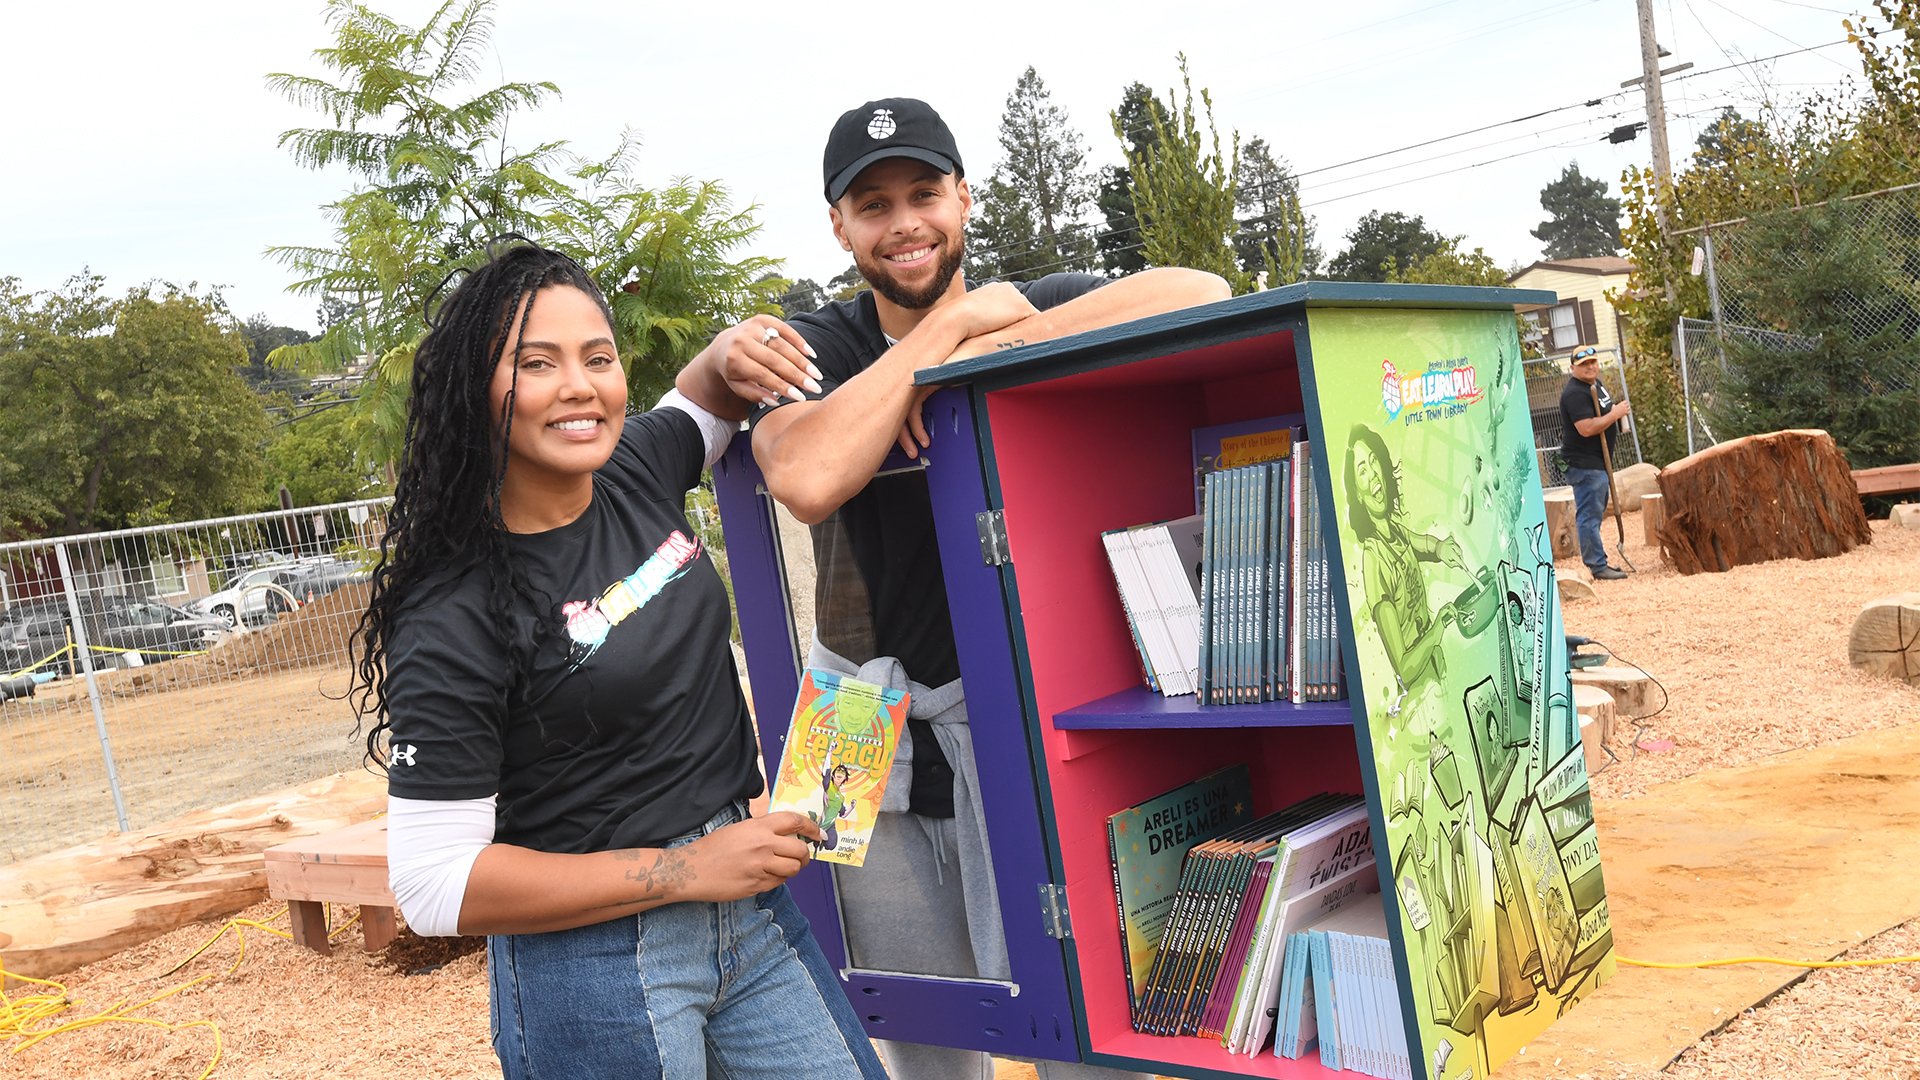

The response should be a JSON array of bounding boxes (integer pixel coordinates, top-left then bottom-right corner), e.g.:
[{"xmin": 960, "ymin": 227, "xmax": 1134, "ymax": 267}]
[{"xmin": 837, "ymin": 812, "xmax": 1152, "ymax": 1080}]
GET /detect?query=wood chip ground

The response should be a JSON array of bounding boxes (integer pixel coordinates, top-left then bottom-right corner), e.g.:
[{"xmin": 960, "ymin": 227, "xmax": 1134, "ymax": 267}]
[{"xmin": 6, "ymin": 514, "xmax": 1917, "ymax": 1079}]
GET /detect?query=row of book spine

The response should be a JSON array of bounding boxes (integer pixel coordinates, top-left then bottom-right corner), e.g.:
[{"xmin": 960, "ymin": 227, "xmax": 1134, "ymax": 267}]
[
  {"xmin": 1127, "ymin": 792, "xmax": 1384, "ymax": 1058},
  {"xmin": 1101, "ymin": 437, "xmax": 1346, "ymax": 704},
  {"xmin": 1277, "ymin": 900, "xmax": 1413, "ymax": 1080}
]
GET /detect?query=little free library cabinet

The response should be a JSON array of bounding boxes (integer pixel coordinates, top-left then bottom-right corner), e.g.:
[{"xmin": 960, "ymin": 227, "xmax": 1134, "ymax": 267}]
[{"xmin": 712, "ymin": 282, "xmax": 1616, "ymax": 1080}]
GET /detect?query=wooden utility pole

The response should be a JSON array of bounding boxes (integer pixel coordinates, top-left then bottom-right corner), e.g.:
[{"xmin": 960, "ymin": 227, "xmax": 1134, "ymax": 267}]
[{"xmin": 1635, "ymin": 0, "xmax": 1675, "ymax": 232}]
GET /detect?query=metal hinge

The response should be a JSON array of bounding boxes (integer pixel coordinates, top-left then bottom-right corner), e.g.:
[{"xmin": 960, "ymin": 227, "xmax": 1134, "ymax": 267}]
[
  {"xmin": 1039, "ymin": 883, "xmax": 1072, "ymax": 940},
  {"xmin": 978, "ymin": 509, "xmax": 1011, "ymax": 566}
]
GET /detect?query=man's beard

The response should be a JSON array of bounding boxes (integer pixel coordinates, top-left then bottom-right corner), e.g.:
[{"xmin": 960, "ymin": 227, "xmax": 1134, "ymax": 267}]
[{"xmin": 856, "ymin": 237, "xmax": 966, "ymax": 310}]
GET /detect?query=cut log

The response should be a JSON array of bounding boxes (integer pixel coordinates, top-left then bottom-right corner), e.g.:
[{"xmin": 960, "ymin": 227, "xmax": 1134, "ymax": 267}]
[
  {"xmin": 1655, "ymin": 429, "xmax": 1872, "ymax": 574},
  {"xmin": 1615, "ymin": 461, "xmax": 1662, "ymax": 506},
  {"xmin": 1848, "ymin": 592, "xmax": 1920, "ymax": 686},
  {"xmin": 1892, "ymin": 503, "xmax": 1920, "ymax": 530},
  {"xmin": 0, "ymin": 770, "xmax": 385, "ymax": 982},
  {"xmin": 1571, "ymin": 664, "xmax": 1659, "ymax": 718},
  {"xmin": 1543, "ymin": 485, "xmax": 1580, "ymax": 562},
  {"xmin": 1642, "ymin": 493, "xmax": 1665, "ymax": 546},
  {"xmin": 1572, "ymin": 682, "xmax": 1617, "ymax": 747},
  {"xmin": 1578, "ymin": 713, "xmax": 1609, "ymax": 774}
]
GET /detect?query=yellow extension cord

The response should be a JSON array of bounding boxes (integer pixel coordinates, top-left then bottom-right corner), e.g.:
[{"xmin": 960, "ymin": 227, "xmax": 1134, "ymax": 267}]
[
  {"xmin": 0, "ymin": 904, "xmax": 362, "ymax": 1079},
  {"xmin": 1619, "ymin": 952, "xmax": 1920, "ymax": 970}
]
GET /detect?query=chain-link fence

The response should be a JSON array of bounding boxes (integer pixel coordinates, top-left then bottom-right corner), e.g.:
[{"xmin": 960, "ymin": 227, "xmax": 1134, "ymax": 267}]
[
  {"xmin": 1675, "ymin": 183, "xmax": 1920, "ymax": 457},
  {"xmin": 0, "ymin": 499, "xmax": 389, "ymax": 864},
  {"xmin": 1521, "ymin": 347, "xmax": 1644, "ymax": 488}
]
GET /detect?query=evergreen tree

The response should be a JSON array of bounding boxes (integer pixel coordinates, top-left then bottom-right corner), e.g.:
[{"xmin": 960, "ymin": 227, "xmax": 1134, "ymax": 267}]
[
  {"xmin": 1530, "ymin": 162, "xmax": 1622, "ymax": 259},
  {"xmin": 965, "ymin": 175, "xmax": 1054, "ymax": 282},
  {"xmin": 971, "ymin": 67, "xmax": 1095, "ymax": 279},
  {"xmin": 1118, "ymin": 56, "xmax": 1250, "ymax": 292},
  {"xmin": 827, "ymin": 265, "xmax": 866, "ymax": 302},
  {"xmin": 1233, "ymin": 137, "xmax": 1318, "ymax": 284},
  {"xmin": 1325, "ymin": 210, "xmax": 1447, "ymax": 281},
  {"xmin": 1691, "ymin": 107, "xmax": 1770, "ymax": 170},
  {"xmin": 774, "ymin": 277, "xmax": 825, "ymax": 317},
  {"xmin": 1095, "ymin": 82, "xmax": 1168, "ymax": 276},
  {"xmin": 240, "ymin": 314, "xmax": 314, "ymax": 395}
]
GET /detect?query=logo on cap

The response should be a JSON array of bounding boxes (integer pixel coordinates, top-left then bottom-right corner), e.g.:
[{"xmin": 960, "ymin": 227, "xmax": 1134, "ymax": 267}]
[{"xmin": 867, "ymin": 109, "xmax": 896, "ymax": 140}]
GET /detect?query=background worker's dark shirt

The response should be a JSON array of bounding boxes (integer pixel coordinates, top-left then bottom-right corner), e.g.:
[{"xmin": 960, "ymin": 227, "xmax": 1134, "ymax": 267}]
[{"xmin": 1558, "ymin": 375, "xmax": 1617, "ymax": 470}]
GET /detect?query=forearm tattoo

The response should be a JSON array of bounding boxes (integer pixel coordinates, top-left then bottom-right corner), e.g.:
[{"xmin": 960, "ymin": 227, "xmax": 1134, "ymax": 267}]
[{"xmin": 618, "ymin": 849, "xmax": 694, "ymax": 898}]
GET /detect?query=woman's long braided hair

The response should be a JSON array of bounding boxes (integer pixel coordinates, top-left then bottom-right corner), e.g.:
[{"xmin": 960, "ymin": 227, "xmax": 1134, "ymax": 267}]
[{"xmin": 351, "ymin": 239, "xmax": 616, "ymax": 767}]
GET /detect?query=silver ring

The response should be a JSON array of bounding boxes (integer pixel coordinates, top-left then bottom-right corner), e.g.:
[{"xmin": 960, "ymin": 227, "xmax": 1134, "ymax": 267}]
[{"xmin": 759, "ymin": 326, "xmax": 780, "ymax": 345}]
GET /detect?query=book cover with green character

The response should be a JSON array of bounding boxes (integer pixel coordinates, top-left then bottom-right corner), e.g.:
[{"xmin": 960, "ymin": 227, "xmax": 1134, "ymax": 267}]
[{"xmin": 767, "ymin": 668, "xmax": 908, "ymax": 867}]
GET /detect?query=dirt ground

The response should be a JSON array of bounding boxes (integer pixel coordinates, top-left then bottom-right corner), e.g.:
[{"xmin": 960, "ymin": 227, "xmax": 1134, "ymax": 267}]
[
  {"xmin": 0, "ymin": 590, "xmax": 369, "ymax": 862},
  {"xmin": 3, "ymin": 511, "xmax": 1917, "ymax": 1079}
]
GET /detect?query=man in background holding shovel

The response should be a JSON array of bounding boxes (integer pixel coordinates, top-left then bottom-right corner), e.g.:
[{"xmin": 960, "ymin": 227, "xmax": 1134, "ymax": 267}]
[{"xmin": 1559, "ymin": 345, "xmax": 1633, "ymax": 579}]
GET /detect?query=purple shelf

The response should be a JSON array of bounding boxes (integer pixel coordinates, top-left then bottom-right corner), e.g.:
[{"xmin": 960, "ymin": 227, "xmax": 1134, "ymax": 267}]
[{"xmin": 1053, "ymin": 685, "xmax": 1355, "ymax": 730}]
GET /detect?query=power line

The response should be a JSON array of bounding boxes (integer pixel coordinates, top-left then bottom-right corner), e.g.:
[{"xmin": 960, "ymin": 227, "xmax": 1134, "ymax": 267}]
[
  {"xmin": 1702, "ymin": 0, "xmax": 1859, "ymax": 74},
  {"xmin": 970, "ymin": 37, "xmax": 1854, "ymax": 270},
  {"xmin": 1111, "ymin": 0, "xmax": 1598, "ymax": 147},
  {"xmin": 1684, "ymin": 0, "xmax": 1770, "ymax": 103},
  {"xmin": 1749, "ymin": 0, "xmax": 1856, "ymax": 21}
]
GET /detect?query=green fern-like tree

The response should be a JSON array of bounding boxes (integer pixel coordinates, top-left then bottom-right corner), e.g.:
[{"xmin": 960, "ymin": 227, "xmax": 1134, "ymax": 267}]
[{"xmin": 267, "ymin": 0, "xmax": 782, "ymax": 470}]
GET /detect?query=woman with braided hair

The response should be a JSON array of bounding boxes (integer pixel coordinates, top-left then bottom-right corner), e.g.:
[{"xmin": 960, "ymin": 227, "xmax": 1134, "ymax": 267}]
[{"xmin": 352, "ymin": 239, "xmax": 888, "ymax": 1079}]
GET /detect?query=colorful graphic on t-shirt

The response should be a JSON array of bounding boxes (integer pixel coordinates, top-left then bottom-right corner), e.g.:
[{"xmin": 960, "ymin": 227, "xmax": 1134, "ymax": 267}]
[{"xmin": 561, "ymin": 530, "xmax": 702, "ymax": 670}]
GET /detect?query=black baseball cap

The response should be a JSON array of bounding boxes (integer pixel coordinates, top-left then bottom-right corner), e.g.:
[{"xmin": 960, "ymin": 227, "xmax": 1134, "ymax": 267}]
[{"xmin": 822, "ymin": 98, "xmax": 963, "ymax": 204}]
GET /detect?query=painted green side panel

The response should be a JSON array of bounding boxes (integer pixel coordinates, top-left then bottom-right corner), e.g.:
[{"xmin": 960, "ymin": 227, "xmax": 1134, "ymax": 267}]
[{"xmin": 1303, "ymin": 307, "xmax": 1616, "ymax": 1079}]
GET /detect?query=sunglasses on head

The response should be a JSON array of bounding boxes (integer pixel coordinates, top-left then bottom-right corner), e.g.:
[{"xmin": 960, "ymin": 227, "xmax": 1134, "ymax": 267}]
[{"xmin": 1571, "ymin": 347, "xmax": 1598, "ymax": 362}]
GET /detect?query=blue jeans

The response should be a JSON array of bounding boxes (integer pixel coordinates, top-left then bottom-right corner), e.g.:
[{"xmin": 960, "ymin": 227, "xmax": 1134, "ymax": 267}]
[
  {"xmin": 488, "ymin": 802, "xmax": 888, "ymax": 1080},
  {"xmin": 1566, "ymin": 467, "xmax": 1613, "ymax": 572}
]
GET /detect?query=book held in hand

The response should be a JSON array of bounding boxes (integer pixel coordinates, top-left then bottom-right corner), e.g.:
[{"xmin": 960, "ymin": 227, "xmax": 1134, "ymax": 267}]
[{"xmin": 766, "ymin": 668, "xmax": 908, "ymax": 867}]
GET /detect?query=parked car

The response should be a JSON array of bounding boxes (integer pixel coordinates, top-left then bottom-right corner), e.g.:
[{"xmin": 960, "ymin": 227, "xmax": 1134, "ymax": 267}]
[
  {"xmin": 94, "ymin": 600, "xmax": 228, "ymax": 664},
  {"xmin": 283, "ymin": 557, "xmax": 372, "ymax": 604},
  {"xmin": 190, "ymin": 564, "xmax": 302, "ymax": 627},
  {"xmin": 0, "ymin": 596, "xmax": 223, "ymax": 675}
]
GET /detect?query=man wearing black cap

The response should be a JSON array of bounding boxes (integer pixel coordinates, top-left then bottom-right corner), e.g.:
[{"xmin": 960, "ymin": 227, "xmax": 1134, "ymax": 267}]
[
  {"xmin": 687, "ymin": 98, "xmax": 1225, "ymax": 1079},
  {"xmin": 1557, "ymin": 346, "xmax": 1632, "ymax": 580}
]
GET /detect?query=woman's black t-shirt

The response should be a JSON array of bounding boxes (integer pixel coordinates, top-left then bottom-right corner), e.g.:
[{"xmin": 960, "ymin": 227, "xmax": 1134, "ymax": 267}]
[{"xmin": 383, "ymin": 408, "xmax": 762, "ymax": 853}]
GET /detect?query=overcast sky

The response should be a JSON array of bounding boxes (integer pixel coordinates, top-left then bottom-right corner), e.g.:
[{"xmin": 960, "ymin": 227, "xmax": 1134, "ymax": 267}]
[{"xmin": 0, "ymin": 0, "xmax": 1867, "ymax": 331}]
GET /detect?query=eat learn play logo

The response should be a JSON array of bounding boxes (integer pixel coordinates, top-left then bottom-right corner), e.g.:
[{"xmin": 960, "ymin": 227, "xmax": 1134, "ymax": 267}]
[{"xmin": 1381, "ymin": 357, "xmax": 1484, "ymax": 425}]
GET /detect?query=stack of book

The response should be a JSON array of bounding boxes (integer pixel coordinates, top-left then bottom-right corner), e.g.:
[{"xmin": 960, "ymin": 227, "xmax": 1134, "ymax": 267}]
[
  {"xmin": 1099, "ymin": 514, "xmax": 1205, "ymax": 697},
  {"xmin": 1108, "ymin": 776, "xmax": 1388, "ymax": 1057},
  {"xmin": 1099, "ymin": 416, "xmax": 1345, "ymax": 704},
  {"xmin": 1271, "ymin": 892, "xmax": 1413, "ymax": 1079}
]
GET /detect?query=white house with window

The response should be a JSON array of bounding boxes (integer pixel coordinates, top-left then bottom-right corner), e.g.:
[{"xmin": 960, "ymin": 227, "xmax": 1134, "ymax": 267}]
[{"xmin": 1507, "ymin": 255, "xmax": 1632, "ymax": 358}]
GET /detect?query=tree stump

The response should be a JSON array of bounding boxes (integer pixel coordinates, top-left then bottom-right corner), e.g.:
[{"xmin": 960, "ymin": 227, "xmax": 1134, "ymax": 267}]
[
  {"xmin": 1848, "ymin": 592, "xmax": 1920, "ymax": 686},
  {"xmin": 1543, "ymin": 486, "xmax": 1580, "ymax": 561},
  {"xmin": 1655, "ymin": 429, "xmax": 1872, "ymax": 574},
  {"xmin": 1574, "ymin": 683, "xmax": 1615, "ymax": 773},
  {"xmin": 1642, "ymin": 493, "xmax": 1664, "ymax": 547},
  {"xmin": 1571, "ymin": 664, "xmax": 1658, "ymax": 718}
]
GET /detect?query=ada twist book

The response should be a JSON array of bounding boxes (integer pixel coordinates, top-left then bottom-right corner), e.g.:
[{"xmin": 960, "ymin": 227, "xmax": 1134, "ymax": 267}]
[{"xmin": 766, "ymin": 668, "xmax": 908, "ymax": 867}]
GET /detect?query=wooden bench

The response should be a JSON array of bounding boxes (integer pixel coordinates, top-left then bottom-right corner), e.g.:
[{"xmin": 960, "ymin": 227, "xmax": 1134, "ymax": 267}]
[
  {"xmin": 1854, "ymin": 463, "xmax": 1920, "ymax": 498},
  {"xmin": 263, "ymin": 817, "xmax": 397, "ymax": 955}
]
